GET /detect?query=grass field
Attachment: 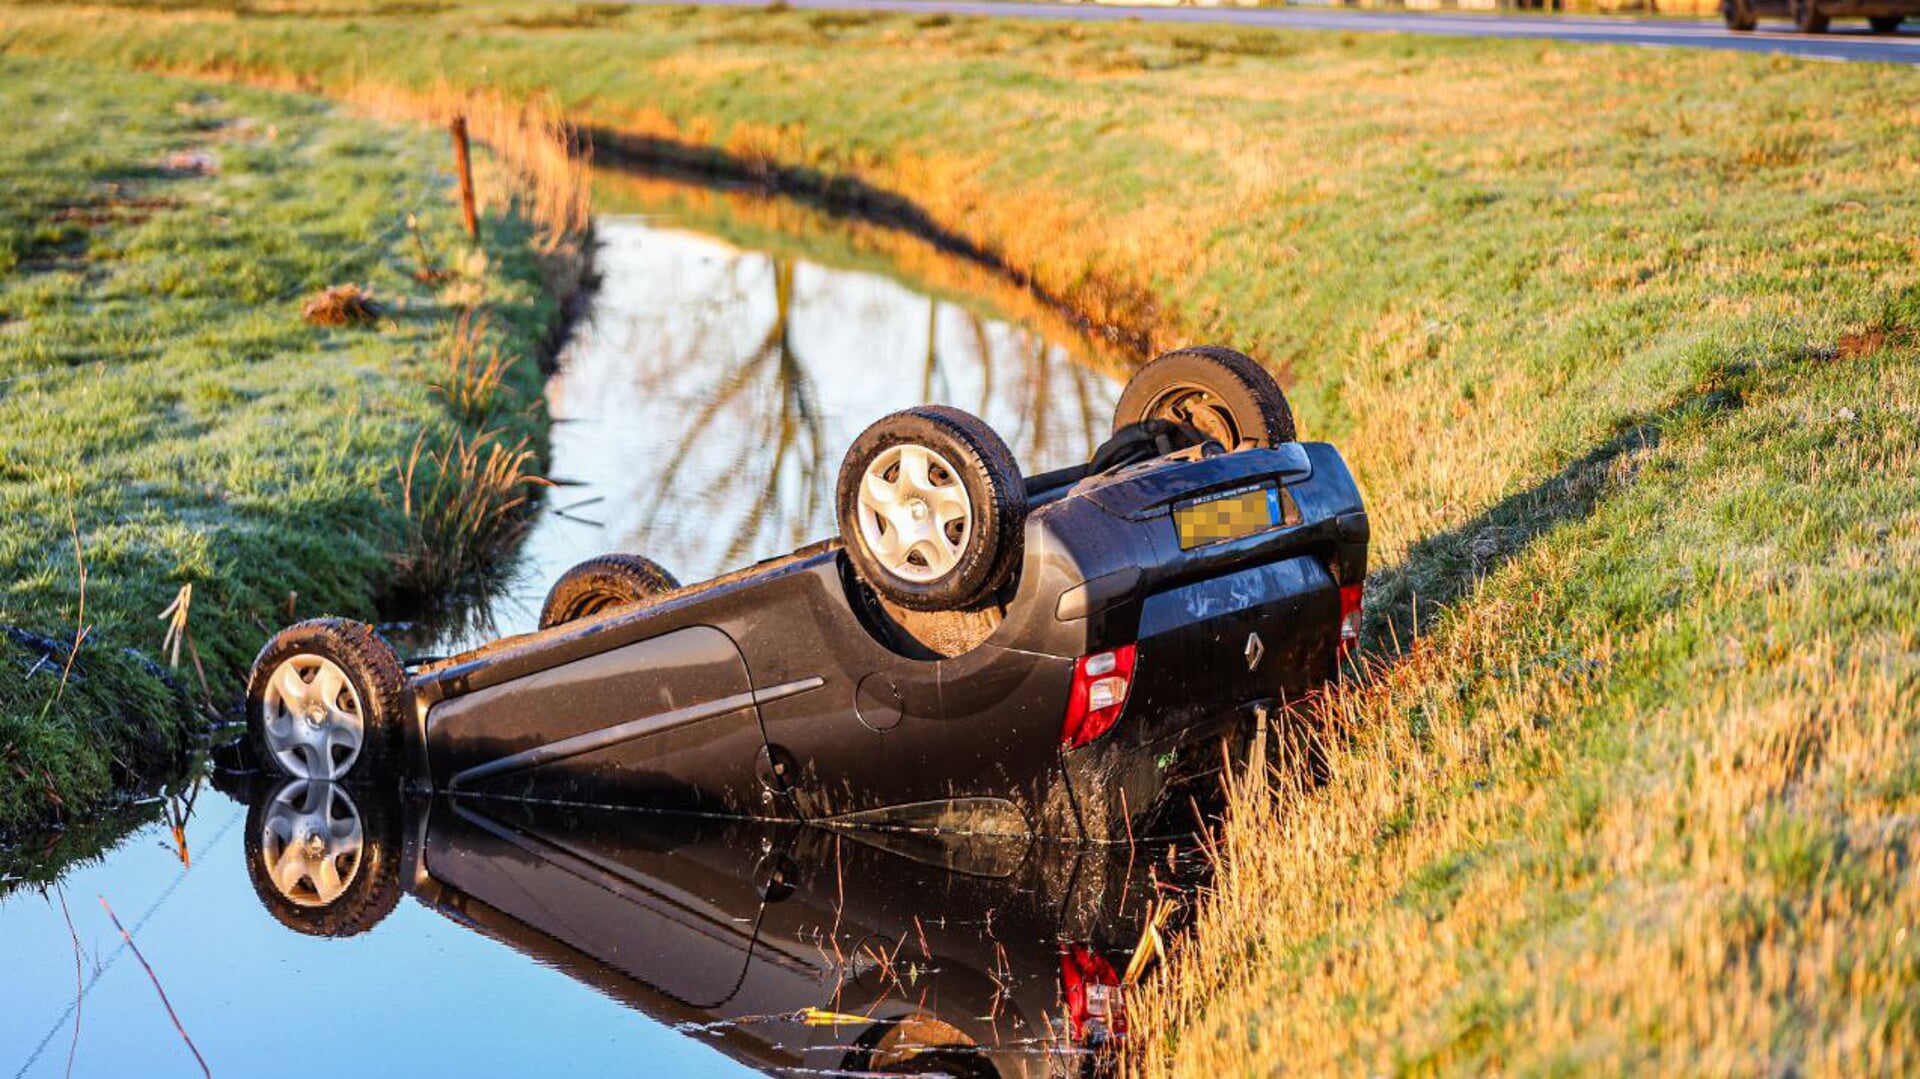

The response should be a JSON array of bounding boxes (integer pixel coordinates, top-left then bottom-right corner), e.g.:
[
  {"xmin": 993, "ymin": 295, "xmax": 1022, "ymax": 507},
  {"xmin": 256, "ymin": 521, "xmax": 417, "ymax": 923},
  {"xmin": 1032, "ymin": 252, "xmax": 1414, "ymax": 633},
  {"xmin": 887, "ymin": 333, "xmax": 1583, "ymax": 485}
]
[
  {"xmin": 0, "ymin": 52, "xmax": 567, "ymax": 839},
  {"xmin": 3, "ymin": 2, "xmax": 1918, "ymax": 1072}
]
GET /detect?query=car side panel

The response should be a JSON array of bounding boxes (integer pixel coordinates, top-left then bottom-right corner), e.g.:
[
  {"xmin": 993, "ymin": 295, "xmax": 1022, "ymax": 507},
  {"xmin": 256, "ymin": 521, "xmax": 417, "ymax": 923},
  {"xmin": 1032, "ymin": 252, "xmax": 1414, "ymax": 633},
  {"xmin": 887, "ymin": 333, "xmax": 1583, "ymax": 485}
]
[
  {"xmin": 423, "ymin": 625, "xmax": 769, "ymax": 816},
  {"xmin": 722, "ymin": 562, "xmax": 1076, "ymax": 831}
]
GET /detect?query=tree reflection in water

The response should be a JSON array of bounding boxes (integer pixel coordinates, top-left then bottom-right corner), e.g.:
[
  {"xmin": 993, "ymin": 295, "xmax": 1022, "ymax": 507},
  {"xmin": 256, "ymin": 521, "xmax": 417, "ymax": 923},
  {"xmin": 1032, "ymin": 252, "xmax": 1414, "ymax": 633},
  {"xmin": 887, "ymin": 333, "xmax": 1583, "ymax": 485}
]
[{"xmin": 428, "ymin": 221, "xmax": 1118, "ymax": 653}]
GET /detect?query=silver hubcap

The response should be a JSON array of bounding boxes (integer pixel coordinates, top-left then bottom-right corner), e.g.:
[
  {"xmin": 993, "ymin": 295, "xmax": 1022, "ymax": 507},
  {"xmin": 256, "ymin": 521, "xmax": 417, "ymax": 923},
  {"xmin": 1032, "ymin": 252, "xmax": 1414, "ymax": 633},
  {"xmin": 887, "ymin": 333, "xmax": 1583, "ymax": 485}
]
[
  {"xmin": 855, "ymin": 444, "xmax": 973, "ymax": 583},
  {"xmin": 261, "ymin": 654, "xmax": 365, "ymax": 780},
  {"xmin": 259, "ymin": 781, "xmax": 365, "ymax": 908}
]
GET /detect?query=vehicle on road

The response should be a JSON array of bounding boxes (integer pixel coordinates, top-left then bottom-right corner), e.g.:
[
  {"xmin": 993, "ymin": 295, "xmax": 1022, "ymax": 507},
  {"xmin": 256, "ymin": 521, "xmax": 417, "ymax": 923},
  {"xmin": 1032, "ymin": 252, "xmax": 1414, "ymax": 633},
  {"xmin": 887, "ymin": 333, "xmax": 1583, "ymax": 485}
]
[
  {"xmin": 1722, "ymin": 0, "xmax": 1910, "ymax": 33},
  {"xmin": 244, "ymin": 346, "xmax": 1369, "ymax": 842}
]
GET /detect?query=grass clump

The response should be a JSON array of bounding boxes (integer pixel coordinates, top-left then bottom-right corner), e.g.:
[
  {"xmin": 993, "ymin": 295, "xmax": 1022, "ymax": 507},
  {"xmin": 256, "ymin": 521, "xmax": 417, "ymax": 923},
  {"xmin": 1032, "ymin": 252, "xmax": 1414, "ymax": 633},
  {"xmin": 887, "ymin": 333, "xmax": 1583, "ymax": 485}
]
[
  {"xmin": 393, "ymin": 427, "xmax": 546, "ymax": 599},
  {"xmin": 299, "ymin": 281, "xmax": 381, "ymax": 326},
  {"xmin": 429, "ymin": 308, "xmax": 521, "ymax": 424}
]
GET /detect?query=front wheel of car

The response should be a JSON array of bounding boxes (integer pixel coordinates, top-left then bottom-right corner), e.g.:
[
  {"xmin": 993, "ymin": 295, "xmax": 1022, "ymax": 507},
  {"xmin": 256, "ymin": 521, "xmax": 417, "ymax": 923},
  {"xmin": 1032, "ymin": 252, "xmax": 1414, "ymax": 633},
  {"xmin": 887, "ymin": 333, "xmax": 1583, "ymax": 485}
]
[
  {"xmin": 246, "ymin": 618, "xmax": 406, "ymax": 783},
  {"xmin": 837, "ymin": 405, "xmax": 1027, "ymax": 612},
  {"xmin": 538, "ymin": 553, "xmax": 680, "ymax": 630},
  {"xmin": 1112, "ymin": 345, "xmax": 1296, "ymax": 450},
  {"xmin": 1869, "ymin": 14, "xmax": 1903, "ymax": 31},
  {"xmin": 1722, "ymin": 0, "xmax": 1758, "ymax": 29}
]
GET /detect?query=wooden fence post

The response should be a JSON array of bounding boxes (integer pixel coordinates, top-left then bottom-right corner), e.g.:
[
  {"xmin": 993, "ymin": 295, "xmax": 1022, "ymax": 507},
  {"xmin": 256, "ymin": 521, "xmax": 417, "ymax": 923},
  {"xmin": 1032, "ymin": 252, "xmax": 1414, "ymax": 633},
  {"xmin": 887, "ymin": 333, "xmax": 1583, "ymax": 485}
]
[{"xmin": 451, "ymin": 115, "xmax": 479, "ymax": 242}]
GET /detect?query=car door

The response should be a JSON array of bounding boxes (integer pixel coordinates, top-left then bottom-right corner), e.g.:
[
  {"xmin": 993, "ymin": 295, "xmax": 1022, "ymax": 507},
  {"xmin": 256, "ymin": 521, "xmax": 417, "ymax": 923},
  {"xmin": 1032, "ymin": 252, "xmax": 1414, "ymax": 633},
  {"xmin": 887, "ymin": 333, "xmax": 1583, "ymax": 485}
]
[{"xmin": 424, "ymin": 624, "xmax": 769, "ymax": 816}]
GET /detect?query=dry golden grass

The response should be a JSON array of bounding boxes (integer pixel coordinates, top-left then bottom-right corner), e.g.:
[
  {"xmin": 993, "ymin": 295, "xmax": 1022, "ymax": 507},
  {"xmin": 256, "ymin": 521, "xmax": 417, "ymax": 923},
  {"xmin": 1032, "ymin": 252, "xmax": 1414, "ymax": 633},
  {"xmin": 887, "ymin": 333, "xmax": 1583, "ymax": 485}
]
[
  {"xmin": 1138, "ymin": 635, "xmax": 1920, "ymax": 1074},
  {"xmin": 429, "ymin": 308, "xmax": 520, "ymax": 425},
  {"xmin": 1131, "ymin": 349, "xmax": 1920, "ymax": 1074}
]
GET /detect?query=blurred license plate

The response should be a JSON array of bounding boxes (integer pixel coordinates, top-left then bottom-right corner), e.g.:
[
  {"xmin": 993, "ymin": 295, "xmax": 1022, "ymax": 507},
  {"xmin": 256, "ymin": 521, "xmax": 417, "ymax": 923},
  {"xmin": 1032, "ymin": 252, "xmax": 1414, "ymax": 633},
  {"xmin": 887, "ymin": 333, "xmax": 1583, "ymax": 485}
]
[{"xmin": 1173, "ymin": 484, "xmax": 1284, "ymax": 549}]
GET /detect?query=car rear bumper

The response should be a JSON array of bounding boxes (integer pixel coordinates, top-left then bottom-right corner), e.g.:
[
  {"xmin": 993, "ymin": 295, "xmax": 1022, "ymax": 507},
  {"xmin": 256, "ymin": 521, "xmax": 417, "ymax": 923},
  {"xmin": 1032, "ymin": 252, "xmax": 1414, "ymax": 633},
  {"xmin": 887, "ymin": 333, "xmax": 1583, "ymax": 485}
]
[
  {"xmin": 1050, "ymin": 544, "xmax": 1343, "ymax": 842},
  {"xmin": 1059, "ymin": 696, "xmax": 1270, "ymax": 842}
]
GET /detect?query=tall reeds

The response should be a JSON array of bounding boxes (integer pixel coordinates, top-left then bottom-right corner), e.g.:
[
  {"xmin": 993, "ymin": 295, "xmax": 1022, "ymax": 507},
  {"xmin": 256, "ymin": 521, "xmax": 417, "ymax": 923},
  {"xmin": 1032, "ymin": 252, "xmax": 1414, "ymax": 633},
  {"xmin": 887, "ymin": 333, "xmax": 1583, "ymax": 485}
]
[
  {"xmin": 430, "ymin": 309, "xmax": 518, "ymax": 426},
  {"xmin": 393, "ymin": 428, "xmax": 547, "ymax": 599}
]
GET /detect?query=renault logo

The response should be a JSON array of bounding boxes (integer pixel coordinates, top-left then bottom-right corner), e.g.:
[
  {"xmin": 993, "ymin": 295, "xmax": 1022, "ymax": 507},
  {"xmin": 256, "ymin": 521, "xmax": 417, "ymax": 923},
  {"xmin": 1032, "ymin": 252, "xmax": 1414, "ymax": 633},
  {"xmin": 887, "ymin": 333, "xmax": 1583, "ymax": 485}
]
[{"xmin": 1244, "ymin": 631, "xmax": 1265, "ymax": 671}]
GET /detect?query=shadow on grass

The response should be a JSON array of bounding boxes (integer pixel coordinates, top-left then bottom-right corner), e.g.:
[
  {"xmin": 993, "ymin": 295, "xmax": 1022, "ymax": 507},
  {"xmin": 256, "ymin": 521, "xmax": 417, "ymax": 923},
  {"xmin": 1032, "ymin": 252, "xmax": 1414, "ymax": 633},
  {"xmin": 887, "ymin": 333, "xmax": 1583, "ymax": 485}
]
[{"xmin": 1361, "ymin": 349, "xmax": 1797, "ymax": 654}]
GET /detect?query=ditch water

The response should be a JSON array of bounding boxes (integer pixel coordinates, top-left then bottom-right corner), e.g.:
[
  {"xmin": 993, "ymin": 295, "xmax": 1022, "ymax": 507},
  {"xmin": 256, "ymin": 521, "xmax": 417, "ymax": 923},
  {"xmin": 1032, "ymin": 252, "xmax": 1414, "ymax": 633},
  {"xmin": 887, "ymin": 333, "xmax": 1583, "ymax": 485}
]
[{"xmin": 0, "ymin": 174, "xmax": 1190, "ymax": 1077}]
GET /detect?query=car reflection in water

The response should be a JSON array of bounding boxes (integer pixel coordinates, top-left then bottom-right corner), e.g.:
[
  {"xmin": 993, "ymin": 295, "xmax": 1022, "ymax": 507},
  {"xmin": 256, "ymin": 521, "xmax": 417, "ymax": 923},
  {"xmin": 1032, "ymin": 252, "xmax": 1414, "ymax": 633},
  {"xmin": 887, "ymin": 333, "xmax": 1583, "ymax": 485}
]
[{"xmin": 230, "ymin": 771, "xmax": 1166, "ymax": 1077}]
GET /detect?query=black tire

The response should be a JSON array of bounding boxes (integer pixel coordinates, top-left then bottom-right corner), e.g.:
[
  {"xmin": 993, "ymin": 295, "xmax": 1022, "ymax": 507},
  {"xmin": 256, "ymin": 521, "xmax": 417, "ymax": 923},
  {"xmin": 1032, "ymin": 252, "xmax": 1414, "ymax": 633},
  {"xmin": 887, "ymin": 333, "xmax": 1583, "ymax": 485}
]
[
  {"xmin": 1793, "ymin": 0, "xmax": 1829, "ymax": 31},
  {"xmin": 243, "ymin": 778, "xmax": 403, "ymax": 938},
  {"xmin": 538, "ymin": 553, "xmax": 680, "ymax": 630},
  {"xmin": 1112, "ymin": 345, "xmax": 1296, "ymax": 450},
  {"xmin": 1869, "ymin": 14, "xmax": 1903, "ymax": 31},
  {"xmin": 1723, "ymin": 0, "xmax": 1758, "ymax": 29},
  {"xmin": 246, "ymin": 618, "xmax": 406, "ymax": 782},
  {"xmin": 837, "ymin": 405, "xmax": 1026, "ymax": 612}
]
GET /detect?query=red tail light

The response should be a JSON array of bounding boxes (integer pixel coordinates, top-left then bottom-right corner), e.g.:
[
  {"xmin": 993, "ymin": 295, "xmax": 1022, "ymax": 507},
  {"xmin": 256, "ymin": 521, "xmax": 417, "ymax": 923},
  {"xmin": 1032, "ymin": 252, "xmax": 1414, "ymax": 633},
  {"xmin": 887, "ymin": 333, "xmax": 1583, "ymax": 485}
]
[
  {"xmin": 1061, "ymin": 644, "xmax": 1136, "ymax": 749},
  {"xmin": 1337, "ymin": 583, "xmax": 1364, "ymax": 658},
  {"xmin": 1059, "ymin": 944, "xmax": 1127, "ymax": 1041}
]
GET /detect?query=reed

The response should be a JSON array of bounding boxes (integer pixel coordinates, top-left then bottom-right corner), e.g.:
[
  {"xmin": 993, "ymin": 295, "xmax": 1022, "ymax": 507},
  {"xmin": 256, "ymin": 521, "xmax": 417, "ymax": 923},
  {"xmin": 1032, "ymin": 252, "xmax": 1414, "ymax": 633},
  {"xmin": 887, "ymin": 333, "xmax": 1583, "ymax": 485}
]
[
  {"xmin": 392, "ymin": 427, "xmax": 548, "ymax": 599},
  {"xmin": 430, "ymin": 309, "xmax": 519, "ymax": 425}
]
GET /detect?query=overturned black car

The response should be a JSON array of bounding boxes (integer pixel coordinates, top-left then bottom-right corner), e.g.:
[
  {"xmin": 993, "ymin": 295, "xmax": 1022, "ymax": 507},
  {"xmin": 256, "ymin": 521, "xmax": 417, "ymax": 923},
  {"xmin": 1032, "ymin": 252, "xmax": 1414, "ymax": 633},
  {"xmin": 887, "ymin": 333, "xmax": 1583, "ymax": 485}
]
[{"xmin": 246, "ymin": 346, "xmax": 1368, "ymax": 842}]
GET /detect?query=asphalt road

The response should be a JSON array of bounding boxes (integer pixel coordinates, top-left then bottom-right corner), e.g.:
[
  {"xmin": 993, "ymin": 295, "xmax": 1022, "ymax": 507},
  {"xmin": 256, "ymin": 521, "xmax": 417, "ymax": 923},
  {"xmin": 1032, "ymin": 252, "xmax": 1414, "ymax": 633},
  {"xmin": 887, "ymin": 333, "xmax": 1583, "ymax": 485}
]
[{"xmin": 621, "ymin": 0, "xmax": 1920, "ymax": 64}]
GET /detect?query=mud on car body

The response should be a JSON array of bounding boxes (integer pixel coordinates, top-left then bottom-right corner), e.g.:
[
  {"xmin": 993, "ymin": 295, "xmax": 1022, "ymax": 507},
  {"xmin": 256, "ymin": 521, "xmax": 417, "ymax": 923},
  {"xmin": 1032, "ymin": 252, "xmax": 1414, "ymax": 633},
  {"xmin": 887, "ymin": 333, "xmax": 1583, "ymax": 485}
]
[{"xmin": 244, "ymin": 346, "xmax": 1368, "ymax": 842}]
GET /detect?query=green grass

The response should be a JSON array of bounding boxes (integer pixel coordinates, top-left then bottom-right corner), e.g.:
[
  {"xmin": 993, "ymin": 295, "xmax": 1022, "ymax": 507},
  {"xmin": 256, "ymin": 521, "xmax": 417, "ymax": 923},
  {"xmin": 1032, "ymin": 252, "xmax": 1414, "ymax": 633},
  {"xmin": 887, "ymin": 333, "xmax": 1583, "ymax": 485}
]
[
  {"xmin": 3, "ymin": 2, "xmax": 1919, "ymax": 1070},
  {"xmin": 0, "ymin": 53, "xmax": 557, "ymax": 838}
]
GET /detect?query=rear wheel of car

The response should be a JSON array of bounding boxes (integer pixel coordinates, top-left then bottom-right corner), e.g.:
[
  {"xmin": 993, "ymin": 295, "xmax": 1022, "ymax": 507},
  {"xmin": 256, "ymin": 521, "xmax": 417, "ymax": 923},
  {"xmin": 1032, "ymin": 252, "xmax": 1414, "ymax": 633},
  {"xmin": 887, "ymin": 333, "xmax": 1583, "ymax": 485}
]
[
  {"xmin": 837, "ymin": 405, "xmax": 1026, "ymax": 612},
  {"xmin": 1112, "ymin": 345, "xmax": 1296, "ymax": 450},
  {"xmin": 1793, "ymin": 0, "xmax": 1829, "ymax": 31},
  {"xmin": 538, "ymin": 553, "xmax": 680, "ymax": 630},
  {"xmin": 1722, "ymin": 0, "xmax": 1758, "ymax": 29},
  {"xmin": 246, "ymin": 619, "xmax": 406, "ymax": 783},
  {"xmin": 1869, "ymin": 14, "xmax": 1903, "ymax": 31}
]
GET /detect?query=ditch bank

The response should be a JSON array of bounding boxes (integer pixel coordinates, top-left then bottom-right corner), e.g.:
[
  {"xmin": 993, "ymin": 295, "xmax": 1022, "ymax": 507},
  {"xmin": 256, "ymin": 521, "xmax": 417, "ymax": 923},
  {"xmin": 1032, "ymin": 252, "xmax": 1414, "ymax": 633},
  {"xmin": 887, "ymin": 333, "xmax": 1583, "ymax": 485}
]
[{"xmin": 0, "ymin": 57, "xmax": 589, "ymax": 843}]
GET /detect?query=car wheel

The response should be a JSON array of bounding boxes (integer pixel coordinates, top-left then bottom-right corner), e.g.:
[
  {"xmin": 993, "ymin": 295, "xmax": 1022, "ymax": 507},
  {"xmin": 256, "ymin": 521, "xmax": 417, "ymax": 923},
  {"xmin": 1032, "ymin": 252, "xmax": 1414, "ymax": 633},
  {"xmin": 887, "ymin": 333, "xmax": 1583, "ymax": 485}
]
[
  {"xmin": 837, "ymin": 405, "xmax": 1026, "ymax": 612},
  {"xmin": 1722, "ymin": 0, "xmax": 1758, "ymax": 29},
  {"xmin": 1793, "ymin": 0, "xmax": 1829, "ymax": 31},
  {"xmin": 1112, "ymin": 345, "xmax": 1296, "ymax": 450},
  {"xmin": 243, "ymin": 778, "xmax": 402, "ymax": 937},
  {"xmin": 1869, "ymin": 14, "xmax": 1903, "ymax": 31},
  {"xmin": 246, "ymin": 618, "xmax": 406, "ymax": 782},
  {"xmin": 538, "ymin": 553, "xmax": 680, "ymax": 630}
]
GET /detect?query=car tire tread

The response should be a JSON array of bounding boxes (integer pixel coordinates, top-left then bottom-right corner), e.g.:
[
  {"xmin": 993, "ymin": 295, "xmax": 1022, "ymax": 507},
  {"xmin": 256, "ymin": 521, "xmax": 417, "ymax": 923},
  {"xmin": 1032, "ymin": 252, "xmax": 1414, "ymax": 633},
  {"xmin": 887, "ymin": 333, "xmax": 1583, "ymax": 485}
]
[
  {"xmin": 538, "ymin": 554, "xmax": 681, "ymax": 630},
  {"xmin": 1113, "ymin": 345, "xmax": 1296, "ymax": 448}
]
